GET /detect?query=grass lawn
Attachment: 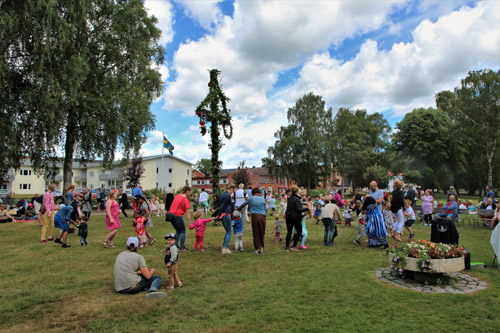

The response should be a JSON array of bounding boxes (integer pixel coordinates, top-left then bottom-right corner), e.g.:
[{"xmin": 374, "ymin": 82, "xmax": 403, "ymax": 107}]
[{"xmin": 0, "ymin": 212, "xmax": 499, "ymax": 332}]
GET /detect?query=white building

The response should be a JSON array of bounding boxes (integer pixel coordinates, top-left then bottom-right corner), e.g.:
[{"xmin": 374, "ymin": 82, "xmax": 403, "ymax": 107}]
[{"xmin": 1, "ymin": 155, "xmax": 192, "ymax": 195}]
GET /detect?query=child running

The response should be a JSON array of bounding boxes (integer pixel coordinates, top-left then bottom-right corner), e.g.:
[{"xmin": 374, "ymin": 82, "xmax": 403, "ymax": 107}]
[
  {"xmin": 76, "ymin": 216, "xmax": 89, "ymax": 246},
  {"xmin": 343, "ymin": 204, "xmax": 353, "ymax": 227},
  {"xmin": 165, "ymin": 233, "xmax": 182, "ymax": 290},
  {"xmin": 312, "ymin": 196, "xmax": 323, "ymax": 224},
  {"xmin": 354, "ymin": 213, "xmax": 366, "ymax": 245},
  {"xmin": 132, "ymin": 210, "xmax": 148, "ymax": 248},
  {"xmin": 403, "ymin": 199, "xmax": 416, "ymax": 239},
  {"xmin": 232, "ymin": 211, "xmax": 244, "ymax": 252},
  {"xmin": 188, "ymin": 211, "xmax": 215, "ymax": 252},
  {"xmin": 270, "ymin": 214, "xmax": 283, "ymax": 241}
]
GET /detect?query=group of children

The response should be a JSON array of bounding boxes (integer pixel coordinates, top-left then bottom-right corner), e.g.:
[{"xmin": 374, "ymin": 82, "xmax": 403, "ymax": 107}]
[{"xmin": 148, "ymin": 196, "xmax": 166, "ymax": 217}]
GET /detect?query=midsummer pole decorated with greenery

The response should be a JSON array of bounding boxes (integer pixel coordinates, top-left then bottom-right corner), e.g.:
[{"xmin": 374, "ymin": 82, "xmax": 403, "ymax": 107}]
[{"xmin": 195, "ymin": 69, "xmax": 233, "ymax": 209}]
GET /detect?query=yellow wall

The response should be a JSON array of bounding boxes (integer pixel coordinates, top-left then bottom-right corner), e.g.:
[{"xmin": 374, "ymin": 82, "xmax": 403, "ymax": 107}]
[
  {"xmin": 172, "ymin": 159, "xmax": 192, "ymax": 190},
  {"xmin": 12, "ymin": 167, "xmax": 46, "ymax": 195}
]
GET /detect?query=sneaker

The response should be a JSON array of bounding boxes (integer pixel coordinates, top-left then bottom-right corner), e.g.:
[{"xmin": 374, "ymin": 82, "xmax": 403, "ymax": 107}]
[
  {"xmin": 41, "ymin": 240, "xmax": 47, "ymax": 244},
  {"xmin": 409, "ymin": 233, "xmax": 415, "ymax": 239},
  {"xmin": 194, "ymin": 249, "xmax": 198, "ymax": 252},
  {"xmin": 54, "ymin": 238, "xmax": 62, "ymax": 244},
  {"xmin": 354, "ymin": 239, "xmax": 360, "ymax": 245},
  {"xmin": 85, "ymin": 241, "xmax": 88, "ymax": 245},
  {"xmin": 290, "ymin": 247, "xmax": 299, "ymax": 251},
  {"xmin": 200, "ymin": 250, "xmax": 205, "ymax": 252},
  {"xmin": 285, "ymin": 247, "xmax": 290, "ymax": 251},
  {"xmin": 80, "ymin": 243, "xmax": 85, "ymax": 247},
  {"xmin": 47, "ymin": 238, "xmax": 54, "ymax": 241},
  {"xmin": 299, "ymin": 245, "xmax": 308, "ymax": 250},
  {"xmin": 139, "ymin": 244, "xmax": 144, "ymax": 248},
  {"xmin": 165, "ymin": 286, "xmax": 174, "ymax": 290},
  {"xmin": 61, "ymin": 244, "xmax": 71, "ymax": 248},
  {"xmin": 240, "ymin": 248, "xmax": 244, "ymax": 252},
  {"xmin": 225, "ymin": 248, "xmax": 232, "ymax": 254},
  {"xmin": 146, "ymin": 291, "xmax": 167, "ymax": 299},
  {"xmin": 149, "ymin": 238, "xmax": 156, "ymax": 245},
  {"xmin": 180, "ymin": 247, "xmax": 188, "ymax": 251}
]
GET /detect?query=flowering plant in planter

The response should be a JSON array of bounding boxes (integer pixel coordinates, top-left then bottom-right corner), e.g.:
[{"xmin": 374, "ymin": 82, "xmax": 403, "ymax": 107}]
[{"xmin": 388, "ymin": 240, "xmax": 466, "ymax": 275}]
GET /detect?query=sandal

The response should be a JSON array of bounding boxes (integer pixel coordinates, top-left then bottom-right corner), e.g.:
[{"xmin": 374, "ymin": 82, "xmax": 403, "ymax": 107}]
[
  {"xmin": 177, "ymin": 282, "xmax": 183, "ymax": 287},
  {"xmin": 102, "ymin": 241, "xmax": 109, "ymax": 248}
]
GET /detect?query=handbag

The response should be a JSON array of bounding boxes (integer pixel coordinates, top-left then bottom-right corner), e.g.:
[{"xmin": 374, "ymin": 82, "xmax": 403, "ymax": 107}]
[
  {"xmin": 68, "ymin": 225, "xmax": 75, "ymax": 234},
  {"xmin": 165, "ymin": 212, "xmax": 175, "ymax": 222}
]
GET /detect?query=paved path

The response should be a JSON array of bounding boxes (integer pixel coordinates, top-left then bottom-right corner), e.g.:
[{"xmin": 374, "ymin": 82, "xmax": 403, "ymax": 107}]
[{"xmin": 375, "ymin": 268, "xmax": 488, "ymax": 294}]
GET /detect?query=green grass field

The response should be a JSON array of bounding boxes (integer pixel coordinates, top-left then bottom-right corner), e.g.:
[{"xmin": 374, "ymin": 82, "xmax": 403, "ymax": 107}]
[{"xmin": 0, "ymin": 212, "xmax": 499, "ymax": 332}]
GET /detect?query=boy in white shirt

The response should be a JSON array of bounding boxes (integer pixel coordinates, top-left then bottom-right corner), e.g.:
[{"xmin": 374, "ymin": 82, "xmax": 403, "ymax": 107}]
[{"xmin": 403, "ymin": 199, "xmax": 416, "ymax": 239}]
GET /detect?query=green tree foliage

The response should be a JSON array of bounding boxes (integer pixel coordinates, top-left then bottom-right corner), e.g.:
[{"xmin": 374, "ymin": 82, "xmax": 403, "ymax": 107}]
[
  {"xmin": 332, "ymin": 108, "xmax": 391, "ymax": 188},
  {"xmin": 232, "ymin": 161, "xmax": 250, "ymax": 187},
  {"xmin": 363, "ymin": 164, "xmax": 389, "ymax": 189},
  {"xmin": 0, "ymin": 0, "xmax": 164, "ymax": 190},
  {"xmin": 436, "ymin": 69, "xmax": 500, "ymax": 191},
  {"xmin": 263, "ymin": 93, "xmax": 334, "ymax": 192},
  {"xmin": 194, "ymin": 158, "xmax": 214, "ymax": 177},
  {"xmin": 392, "ymin": 107, "xmax": 464, "ymax": 191}
]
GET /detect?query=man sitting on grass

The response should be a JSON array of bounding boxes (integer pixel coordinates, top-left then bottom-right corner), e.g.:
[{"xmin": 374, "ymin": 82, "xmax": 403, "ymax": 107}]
[{"xmin": 114, "ymin": 236, "xmax": 166, "ymax": 299}]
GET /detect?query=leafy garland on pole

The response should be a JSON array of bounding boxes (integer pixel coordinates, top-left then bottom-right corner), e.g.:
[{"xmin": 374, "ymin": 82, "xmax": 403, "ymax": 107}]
[{"xmin": 195, "ymin": 69, "xmax": 233, "ymax": 210}]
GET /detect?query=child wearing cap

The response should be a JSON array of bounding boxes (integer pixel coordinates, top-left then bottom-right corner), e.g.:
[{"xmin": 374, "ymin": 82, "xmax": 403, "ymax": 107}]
[
  {"xmin": 232, "ymin": 211, "xmax": 244, "ymax": 252},
  {"xmin": 165, "ymin": 233, "xmax": 182, "ymax": 290},
  {"xmin": 188, "ymin": 211, "xmax": 215, "ymax": 252},
  {"xmin": 133, "ymin": 210, "xmax": 148, "ymax": 248}
]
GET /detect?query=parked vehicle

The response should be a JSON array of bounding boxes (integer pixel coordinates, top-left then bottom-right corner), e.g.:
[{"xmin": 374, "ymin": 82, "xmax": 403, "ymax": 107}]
[{"xmin": 0, "ymin": 189, "xmax": 8, "ymax": 199}]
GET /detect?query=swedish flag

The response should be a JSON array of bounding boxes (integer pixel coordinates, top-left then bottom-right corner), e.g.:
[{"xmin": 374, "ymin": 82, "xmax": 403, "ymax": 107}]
[{"xmin": 163, "ymin": 135, "xmax": 174, "ymax": 156}]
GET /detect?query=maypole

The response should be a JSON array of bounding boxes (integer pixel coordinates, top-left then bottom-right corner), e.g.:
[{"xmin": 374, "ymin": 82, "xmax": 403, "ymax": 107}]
[{"xmin": 195, "ymin": 69, "xmax": 233, "ymax": 211}]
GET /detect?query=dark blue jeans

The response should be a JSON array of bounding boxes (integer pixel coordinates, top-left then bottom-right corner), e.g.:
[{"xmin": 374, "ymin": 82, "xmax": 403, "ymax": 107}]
[
  {"xmin": 221, "ymin": 214, "xmax": 232, "ymax": 248},
  {"xmin": 119, "ymin": 275, "xmax": 162, "ymax": 294},
  {"xmin": 171, "ymin": 215, "xmax": 186, "ymax": 249},
  {"xmin": 322, "ymin": 218, "xmax": 335, "ymax": 245}
]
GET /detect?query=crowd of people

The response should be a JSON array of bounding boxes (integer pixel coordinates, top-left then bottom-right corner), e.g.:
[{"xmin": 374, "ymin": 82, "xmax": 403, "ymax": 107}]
[{"xmin": 2, "ymin": 179, "xmax": 498, "ymax": 298}]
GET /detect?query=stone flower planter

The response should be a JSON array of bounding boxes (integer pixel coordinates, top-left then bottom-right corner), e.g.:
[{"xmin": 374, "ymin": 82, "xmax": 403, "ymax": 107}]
[{"xmin": 388, "ymin": 253, "xmax": 465, "ymax": 273}]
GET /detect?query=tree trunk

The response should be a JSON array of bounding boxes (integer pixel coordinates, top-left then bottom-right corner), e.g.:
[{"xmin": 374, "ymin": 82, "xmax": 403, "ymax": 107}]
[
  {"xmin": 486, "ymin": 141, "xmax": 496, "ymax": 188},
  {"xmin": 63, "ymin": 115, "xmax": 77, "ymax": 197}
]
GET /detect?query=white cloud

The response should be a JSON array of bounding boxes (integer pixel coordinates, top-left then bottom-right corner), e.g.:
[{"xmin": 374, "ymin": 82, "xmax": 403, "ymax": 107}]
[
  {"xmin": 174, "ymin": 0, "xmax": 224, "ymax": 31},
  {"xmin": 144, "ymin": 0, "xmax": 175, "ymax": 46},
  {"xmin": 283, "ymin": 0, "xmax": 500, "ymax": 117}
]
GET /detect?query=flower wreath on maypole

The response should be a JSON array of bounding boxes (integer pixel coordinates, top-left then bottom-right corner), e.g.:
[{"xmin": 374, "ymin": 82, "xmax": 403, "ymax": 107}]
[{"xmin": 195, "ymin": 69, "xmax": 233, "ymax": 210}]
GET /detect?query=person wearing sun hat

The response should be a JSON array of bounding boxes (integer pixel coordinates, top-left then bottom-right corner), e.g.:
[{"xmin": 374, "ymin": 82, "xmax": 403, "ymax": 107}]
[{"xmin": 114, "ymin": 236, "xmax": 166, "ymax": 298}]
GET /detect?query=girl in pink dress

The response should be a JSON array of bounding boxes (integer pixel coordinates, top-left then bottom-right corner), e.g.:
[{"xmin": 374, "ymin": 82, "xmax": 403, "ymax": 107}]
[
  {"xmin": 104, "ymin": 189, "xmax": 121, "ymax": 248},
  {"xmin": 421, "ymin": 189, "xmax": 434, "ymax": 226}
]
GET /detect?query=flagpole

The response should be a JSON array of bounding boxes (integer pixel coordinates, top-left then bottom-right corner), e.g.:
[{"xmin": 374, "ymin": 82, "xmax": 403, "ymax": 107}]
[{"xmin": 161, "ymin": 132, "xmax": 164, "ymax": 192}]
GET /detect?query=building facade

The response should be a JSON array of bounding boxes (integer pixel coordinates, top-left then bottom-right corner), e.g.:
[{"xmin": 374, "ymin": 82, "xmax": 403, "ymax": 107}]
[{"xmin": 2, "ymin": 155, "xmax": 192, "ymax": 195}]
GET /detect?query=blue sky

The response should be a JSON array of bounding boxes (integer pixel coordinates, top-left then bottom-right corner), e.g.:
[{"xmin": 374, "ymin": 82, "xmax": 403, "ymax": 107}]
[{"xmin": 140, "ymin": 0, "xmax": 499, "ymax": 168}]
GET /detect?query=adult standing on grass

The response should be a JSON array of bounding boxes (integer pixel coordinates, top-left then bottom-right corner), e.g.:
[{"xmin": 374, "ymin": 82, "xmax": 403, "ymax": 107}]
[
  {"xmin": 321, "ymin": 199, "xmax": 341, "ymax": 246},
  {"xmin": 237, "ymin": 187, "xmax": 267, "ymax": 254},
  {"xmin": 368, "ymin": 181, "xmax": 384, "ymax": 211},
  {"xmin": 103, "ymin": 189, "xmax": 121, "ymax": 248},
  {"xmin": 134, "ymin": 195, "xmax": 156, "ymax": 245},
  {"xmin": 284, "ymin": 185, "xmax": 309, "ymax": 251},
  {"xmin": 96, "ymin": 188, "xmax": 102, "ymax": 212},
  {"xmin": 390, "ymin": 180, "xmax": 405, "ymax": 242},
  {"xmin": 54, "ymin": 202, "xmax": 75, "ymax": 248},
  {"xmin": 31, "ymin": 193, "xmax": 44, "ymax": 226},
  {"xmin": 405, "ymin": 184, "xmax": 417, "ymax": 207},
  {"xmin": 119, "ymin": 187, "xmax": 129, "ymax": 218},
  {"xmin": 41, "ymin": 184, "xmax": 56, "ymax": 243},
  {"xmin": 361, "ymin": 194, "xmax": 388, "ymax": 248},
  {"xmin": 132, "ymin": 184, "xmax": 143, "ymax": 211},
  {"xmin": 114, "ymin": 236, "xmax": 166, "ymax": 298},
  {"xmin": 219, "ymin": 184, "xmax": 235, "ymax": 254},
  {"xmin": 421, "ymin": 189, "xmax": 434, "ymax": 226},
  {"xmin": 234, "ymin": 184, "xmax": 248, "ymax": 223},
  {"xmin": 199, "ymin": 188, "xmax": 209, "ymax": 217},
  {"xmin": 169, "ymin": 186, "xmax": 192, "ymax": 251},
  {"xmin": 65, "ymin": 184, "xmax": 76, "ymax": 205},
  {"xmin": 82, "ymin": 187, "xmax": 92, "ymax": 218}
]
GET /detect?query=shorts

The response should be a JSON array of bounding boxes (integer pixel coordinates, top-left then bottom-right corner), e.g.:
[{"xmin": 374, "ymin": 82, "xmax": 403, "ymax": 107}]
[
  {"xmin": 313, "ymin": 209, "xmax": 321, "ymax": 217},
  {"xmin": 34, "ymin": 201, "xmax": 42, "ymax": 214},
  {"xmin": 405, "ymin": 219, "xmax": 415, "ymax": 227},
  {"xmin": 138, "ymin": 234, "xmax": 147, "ymax": 244}
]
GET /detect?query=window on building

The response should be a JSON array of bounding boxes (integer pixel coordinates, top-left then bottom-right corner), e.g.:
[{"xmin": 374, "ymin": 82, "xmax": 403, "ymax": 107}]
[
  {"xmin": 169, "ymin": 168, "xmax": 173, "ymax": 173},
  {"xmin": 168, "ymin": 183, "xmax": 172, "ymax": 188},
  {"xmin": 89, "ymin": 171, "xmax": 94, "ymax": 177},
  {"xmin": 19, "ymin": 169, "xmax": 32, "ymax": 176},
  {"xmin": 186, "ymin": 179, "xmax": 189, "ymax": 185},
  {"xmin": 156, "ymin": 183, "xmax": 158, "ymax": 188},
  {"xmin": 19, "ymin": 184, "xmax": 31, "ymax": 190},
  {"xmin": 187, "ymin": 169, "xmax": 190, "ymax": 175},
  {"xmin": 156, "ymin": 168, "xmax": 159, "ymax": 174}
]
